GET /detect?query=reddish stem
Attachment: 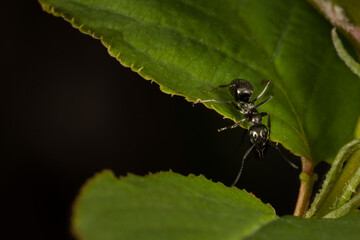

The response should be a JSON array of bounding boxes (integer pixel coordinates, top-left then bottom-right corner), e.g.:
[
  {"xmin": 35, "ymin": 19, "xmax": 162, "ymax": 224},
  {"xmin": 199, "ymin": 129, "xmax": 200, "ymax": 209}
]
[{"xmin": 293, "ymin": 157, "xmax": 316, "ymax": 217}]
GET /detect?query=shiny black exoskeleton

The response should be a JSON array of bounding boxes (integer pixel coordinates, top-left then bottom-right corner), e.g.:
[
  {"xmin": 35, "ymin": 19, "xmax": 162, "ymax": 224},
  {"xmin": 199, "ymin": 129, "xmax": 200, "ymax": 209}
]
[
  {"xmin": 194, "ymin": 79, "xmax": 274, "ymax": 186},
  {"xmin": 195, "ymin": 79, "xmax": 298, "ymax": 185},
  {"xmin": 196, "ymin": 79, "xmax": 272, "ymax": 154}
]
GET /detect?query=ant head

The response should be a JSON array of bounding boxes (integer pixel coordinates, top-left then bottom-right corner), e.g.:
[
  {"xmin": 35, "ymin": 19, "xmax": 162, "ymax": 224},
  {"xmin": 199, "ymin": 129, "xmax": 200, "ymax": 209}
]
[
  {"xmin": 229, "ymin": 79, "xmax": 253, "ymax": 102},
  {"xmin": 249, "ymin": 124, "xmax": 268, "ymax": 155}
]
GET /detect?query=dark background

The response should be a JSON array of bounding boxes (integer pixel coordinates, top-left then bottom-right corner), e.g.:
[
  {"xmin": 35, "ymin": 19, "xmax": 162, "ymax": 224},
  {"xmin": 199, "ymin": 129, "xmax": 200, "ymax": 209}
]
[{"xmin": 1, "ymin": 1, "xmax": 327, "ymax": 239}]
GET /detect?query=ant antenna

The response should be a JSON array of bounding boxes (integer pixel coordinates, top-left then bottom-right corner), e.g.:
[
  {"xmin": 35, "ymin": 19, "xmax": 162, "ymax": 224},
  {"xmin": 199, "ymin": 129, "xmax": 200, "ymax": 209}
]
[
  {"xmin": 272, "ymin": 142, "xmax": 299, "ymax": 169},
  {"xmin": 230, "ymin": 144, "xmax": 255, "ymax": 187},
  {"xmin": 197, "ymin": 83, "xmax": 237, "ymax": 94}
]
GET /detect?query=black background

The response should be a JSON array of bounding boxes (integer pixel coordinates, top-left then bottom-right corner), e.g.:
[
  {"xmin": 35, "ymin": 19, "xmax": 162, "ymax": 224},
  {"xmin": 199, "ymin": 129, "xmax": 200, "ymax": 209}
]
[{"xmin": 1, "ymin": 1, "xmax": 327, "ymax": 239}]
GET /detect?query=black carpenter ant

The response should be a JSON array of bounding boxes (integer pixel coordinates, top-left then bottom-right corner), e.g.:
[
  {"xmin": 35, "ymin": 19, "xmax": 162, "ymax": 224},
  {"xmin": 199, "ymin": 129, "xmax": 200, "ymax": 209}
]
[{"xmin": 194, "ymin": 79, "xmax": 298, "ymax": 186}]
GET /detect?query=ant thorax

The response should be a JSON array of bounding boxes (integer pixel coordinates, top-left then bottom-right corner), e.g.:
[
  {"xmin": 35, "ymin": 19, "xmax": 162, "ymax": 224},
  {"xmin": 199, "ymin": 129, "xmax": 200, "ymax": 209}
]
[
  {"xmin": 250, "ymin": 112, "xmax": 262, "ymax": 125},
  {"xmin": 243, "ymin": 108, "xmax": 262, "ymax": 125},
  {"xmin": 238, "ymin": 102, "xmax": 255, "ymax": 114}
]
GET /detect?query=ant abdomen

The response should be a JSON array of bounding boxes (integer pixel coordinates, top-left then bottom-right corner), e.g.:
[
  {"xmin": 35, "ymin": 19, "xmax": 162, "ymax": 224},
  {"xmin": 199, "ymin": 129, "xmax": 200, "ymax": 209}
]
[{"xmin": 229, "ymin": 79, "xmax": 254, "ymax": 102}]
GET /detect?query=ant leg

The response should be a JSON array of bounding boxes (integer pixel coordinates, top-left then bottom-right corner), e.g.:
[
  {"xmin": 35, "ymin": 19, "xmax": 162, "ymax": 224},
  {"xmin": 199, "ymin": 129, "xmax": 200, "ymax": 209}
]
[
  {"xmin": 251, "ymin": 80, "xmax": 271, "ymax": 102},
  {"xmin": 218, "ymin": 119, "xmax": 246, "ymax": 132},
  {"xmin": 193, "ymin": 99, "xmax": 232, "ymax": 106},
  {"xmin": 271, "ymin": 142, "xmax": 299, "ymax": 169},
  {"xmin": 260, "ymin": 112, "xmax": 271, "ymax": 138},
  {"xmin": 193, "ymin": 100, "xmax": 242, "ymax": 112},
  {"xmin": 198, "ymin": 83, "xmax": 237, "ymax": 94},
  {"xmin": 230, "ymin": 144, "xmax": 255, "ymax": 187},
  {"xmin": 254, "ymin": 96, "xmax": 273, "ymax": 108}
]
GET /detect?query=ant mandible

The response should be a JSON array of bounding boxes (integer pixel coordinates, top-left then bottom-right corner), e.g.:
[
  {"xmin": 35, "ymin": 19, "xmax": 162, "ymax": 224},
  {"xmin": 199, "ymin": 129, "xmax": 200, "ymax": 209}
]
[{"xmin": 194, "ymin": 79, "xmax": 298, "ymax": 186}]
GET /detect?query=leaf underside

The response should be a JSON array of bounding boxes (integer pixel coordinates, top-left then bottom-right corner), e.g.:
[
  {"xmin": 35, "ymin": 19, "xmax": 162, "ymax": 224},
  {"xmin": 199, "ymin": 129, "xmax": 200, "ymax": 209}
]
[{"xmin": 39, "ymin": 0, "xmax": 360, "ymax": 163}]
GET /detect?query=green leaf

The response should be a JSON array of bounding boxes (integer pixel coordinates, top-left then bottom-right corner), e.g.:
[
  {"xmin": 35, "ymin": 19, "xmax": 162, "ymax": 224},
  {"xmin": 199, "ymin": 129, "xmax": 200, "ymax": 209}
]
[
  {"xmin": 72, "ymin": 171, "xmax": 276, "ymax": 240},
  {"xmin": 246, "ymin": 211, "xmax": 360, "ymax": 240},
  {"xmin": 38, "ymin": 0, "xmax": 360, "ymax": 163},
  {"xmin": 73, "ymin": 171, "xmax": 360, "ymax": 239}
]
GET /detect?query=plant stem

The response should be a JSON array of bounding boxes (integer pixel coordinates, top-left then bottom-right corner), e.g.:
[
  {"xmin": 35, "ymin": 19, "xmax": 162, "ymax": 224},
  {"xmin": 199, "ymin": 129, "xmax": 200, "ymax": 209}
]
[{"xmin": 293, "ymin": 157, "xmax": 316, "ymax": 217}]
